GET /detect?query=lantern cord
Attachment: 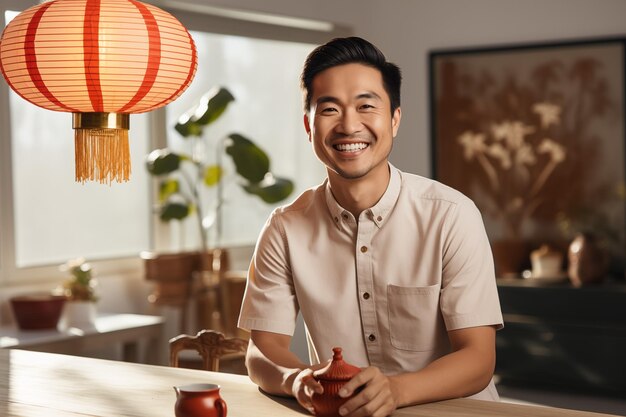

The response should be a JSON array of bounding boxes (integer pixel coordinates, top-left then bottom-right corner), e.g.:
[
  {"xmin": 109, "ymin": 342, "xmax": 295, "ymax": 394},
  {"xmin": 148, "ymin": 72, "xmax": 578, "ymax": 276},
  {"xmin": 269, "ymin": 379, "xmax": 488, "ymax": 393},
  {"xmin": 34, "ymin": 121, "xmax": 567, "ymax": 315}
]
[{"xmin": 74, "ymin": 129, "xmax": 131, "ymax": 184}]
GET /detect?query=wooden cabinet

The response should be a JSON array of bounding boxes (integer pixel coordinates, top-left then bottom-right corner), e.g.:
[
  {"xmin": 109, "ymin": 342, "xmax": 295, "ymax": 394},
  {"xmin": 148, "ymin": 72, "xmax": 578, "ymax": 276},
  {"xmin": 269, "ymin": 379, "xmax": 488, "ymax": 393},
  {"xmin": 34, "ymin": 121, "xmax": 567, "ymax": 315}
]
[{"xmin": 496, "ymin": 278, "xmax": 626, "ymax": 394}]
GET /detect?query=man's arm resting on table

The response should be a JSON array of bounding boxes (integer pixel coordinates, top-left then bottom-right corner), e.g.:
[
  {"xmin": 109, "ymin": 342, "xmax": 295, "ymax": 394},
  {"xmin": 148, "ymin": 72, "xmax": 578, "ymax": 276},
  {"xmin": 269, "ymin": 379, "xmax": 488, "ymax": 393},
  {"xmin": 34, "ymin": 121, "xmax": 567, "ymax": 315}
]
[
  {"xmin": 338, "ymin": 325, "xmax": 497, "ymax": 416},
  {"xmin": 394, "ymin": 325, "xmax": 496, "ymax": 405},
  {"xmin": 246, "ymin": 330, "xmax": 321, "ymax": 395}
]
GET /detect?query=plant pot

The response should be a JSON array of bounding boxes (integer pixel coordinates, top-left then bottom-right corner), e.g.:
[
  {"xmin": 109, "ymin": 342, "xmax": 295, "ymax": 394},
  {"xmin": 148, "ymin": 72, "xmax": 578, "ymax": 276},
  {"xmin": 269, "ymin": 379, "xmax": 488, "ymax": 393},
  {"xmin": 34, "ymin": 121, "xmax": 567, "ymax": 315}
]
[
  {"xmin": 142, "ymin": 251, "xmax": 200, "ymax": 306},
  {"xmin": 10, "ymin": 293, "xmax": 67, "ymax": 330},
  {"xmin": 63, "ymin": 300, "xmax": 97, "ymax": 328}
]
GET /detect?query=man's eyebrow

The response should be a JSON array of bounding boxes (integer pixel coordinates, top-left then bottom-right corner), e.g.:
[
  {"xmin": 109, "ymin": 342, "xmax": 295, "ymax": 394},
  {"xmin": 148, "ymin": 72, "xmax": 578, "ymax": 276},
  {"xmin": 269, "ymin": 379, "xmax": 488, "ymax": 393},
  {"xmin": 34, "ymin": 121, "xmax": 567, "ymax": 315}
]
[
  {"xmin": 315, "ymin": 91, "xmax": 382, "ymax": 105},
  {"xmin": 357, "ymin": 91, "xmax": 382, "ymax": 100},
  {"xmin": 315, "ymin": 96, "xmax": 339, "ymax": 105}
]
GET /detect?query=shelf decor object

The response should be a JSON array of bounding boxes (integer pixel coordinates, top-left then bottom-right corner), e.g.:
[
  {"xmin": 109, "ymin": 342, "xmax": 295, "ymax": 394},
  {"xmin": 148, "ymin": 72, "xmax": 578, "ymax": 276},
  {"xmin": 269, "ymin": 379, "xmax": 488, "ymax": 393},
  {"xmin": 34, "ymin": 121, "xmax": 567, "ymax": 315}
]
[{"xmin": 0, "ymin": 0, "xmax": 197, "ymax": 183}]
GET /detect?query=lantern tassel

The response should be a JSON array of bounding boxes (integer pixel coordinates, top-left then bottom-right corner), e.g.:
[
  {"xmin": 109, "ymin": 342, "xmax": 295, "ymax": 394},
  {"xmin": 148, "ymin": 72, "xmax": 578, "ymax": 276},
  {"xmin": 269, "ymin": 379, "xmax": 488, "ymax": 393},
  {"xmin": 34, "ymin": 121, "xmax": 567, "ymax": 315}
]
[
  {"xmin": 74, "ymin": 128, "xmax": 131, "ymax": 184},
  {"xmin": 72, "ymin": 112, "xmax": 131, "ymax": 184}
]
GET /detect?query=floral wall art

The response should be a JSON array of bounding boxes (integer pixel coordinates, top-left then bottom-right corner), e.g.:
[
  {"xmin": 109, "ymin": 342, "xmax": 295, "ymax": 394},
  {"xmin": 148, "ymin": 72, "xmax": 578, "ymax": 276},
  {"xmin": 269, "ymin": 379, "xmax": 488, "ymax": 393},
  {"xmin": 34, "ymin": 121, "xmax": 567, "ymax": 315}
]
[{"xmin": 430, "ymin": 38, "xmax": 625, "ymax": 275}]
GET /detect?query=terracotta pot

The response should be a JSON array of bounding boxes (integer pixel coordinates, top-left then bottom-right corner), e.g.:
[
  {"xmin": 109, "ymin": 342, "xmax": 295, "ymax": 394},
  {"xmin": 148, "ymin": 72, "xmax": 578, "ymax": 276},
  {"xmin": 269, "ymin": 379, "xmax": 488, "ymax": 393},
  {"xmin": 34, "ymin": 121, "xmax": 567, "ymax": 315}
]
[
  {"xmin": 312, "ymin": 347, "xmax": 361, "ymax": 417},
  {"xmin": 174, "ymin": 383, "xmax": 227, "ymax": 417},
  {"xmin": 142, "ymin": 251, "xmax": 200, "ymax": 282},
  {"xmin": 10, "ymin": 293, "xmax": 66, "ymax": 330},
  {"xmin": 142, "ymin": 251, "xmax": 200, "ymax": 306}
]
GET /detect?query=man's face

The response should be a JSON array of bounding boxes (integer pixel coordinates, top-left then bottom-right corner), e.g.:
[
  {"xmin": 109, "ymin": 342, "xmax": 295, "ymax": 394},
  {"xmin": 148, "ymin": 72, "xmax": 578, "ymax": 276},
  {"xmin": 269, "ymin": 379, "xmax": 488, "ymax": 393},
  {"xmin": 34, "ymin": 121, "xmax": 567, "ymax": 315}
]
[{"xmin": 305, "ymin": 63, "xmax": 401, "ymax": 181}]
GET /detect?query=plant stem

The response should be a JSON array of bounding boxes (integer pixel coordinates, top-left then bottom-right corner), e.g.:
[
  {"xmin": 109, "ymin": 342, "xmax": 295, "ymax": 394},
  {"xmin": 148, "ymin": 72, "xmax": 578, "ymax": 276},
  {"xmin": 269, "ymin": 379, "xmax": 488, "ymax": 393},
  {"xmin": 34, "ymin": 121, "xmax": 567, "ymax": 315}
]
[
  {"xmin": 180, "ymin": 165, "xmax": 207, "ymax": 253},
  {"xmin": 215, "ymin": 137, "xmax": 224, "ymax": 248}
]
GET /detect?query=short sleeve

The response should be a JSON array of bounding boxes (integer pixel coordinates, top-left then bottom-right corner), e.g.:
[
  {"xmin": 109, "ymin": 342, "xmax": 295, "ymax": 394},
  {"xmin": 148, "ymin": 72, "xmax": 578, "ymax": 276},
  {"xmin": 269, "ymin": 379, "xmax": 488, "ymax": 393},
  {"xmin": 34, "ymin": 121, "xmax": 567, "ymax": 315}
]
[
  {"xmin": 440, "ymin": 198, "xmax": 503, "ymax": 331},
  {"xmin": 237, "ymin": 210, "xmax": 300, "ymax": 335}
]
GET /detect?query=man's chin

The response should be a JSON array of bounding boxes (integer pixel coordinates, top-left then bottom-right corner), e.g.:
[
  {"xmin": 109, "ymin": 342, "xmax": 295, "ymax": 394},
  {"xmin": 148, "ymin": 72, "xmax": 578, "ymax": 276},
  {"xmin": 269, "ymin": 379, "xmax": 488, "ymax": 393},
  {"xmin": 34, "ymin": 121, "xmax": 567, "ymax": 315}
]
[{"xmin": 332, "ymin": 166, "xmax": 370, "ymax": 180}]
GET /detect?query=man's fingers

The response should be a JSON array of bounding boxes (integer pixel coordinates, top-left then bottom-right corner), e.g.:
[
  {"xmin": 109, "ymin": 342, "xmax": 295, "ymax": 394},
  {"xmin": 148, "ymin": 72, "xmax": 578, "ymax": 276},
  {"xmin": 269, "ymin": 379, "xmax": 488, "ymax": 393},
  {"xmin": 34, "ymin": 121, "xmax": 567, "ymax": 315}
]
[
  {"xmin": 339, "ymin": 367, "xmax": 371, "ymax": 397},
  {"xmin": 302, "ymin": 374, "xmax": 323, "ymax": 394}
]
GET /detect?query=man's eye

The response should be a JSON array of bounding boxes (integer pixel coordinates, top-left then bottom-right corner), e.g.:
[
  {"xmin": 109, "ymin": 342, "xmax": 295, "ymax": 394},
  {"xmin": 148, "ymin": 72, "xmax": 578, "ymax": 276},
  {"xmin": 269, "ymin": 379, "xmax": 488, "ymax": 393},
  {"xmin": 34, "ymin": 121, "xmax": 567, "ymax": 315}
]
[
  {"xmin": 360, "ymin": 104, "xmax": 375, "ymax": 109},
  {"xmin": 321, "ymin": 107, "xmax": 337, "ymax": 113}
]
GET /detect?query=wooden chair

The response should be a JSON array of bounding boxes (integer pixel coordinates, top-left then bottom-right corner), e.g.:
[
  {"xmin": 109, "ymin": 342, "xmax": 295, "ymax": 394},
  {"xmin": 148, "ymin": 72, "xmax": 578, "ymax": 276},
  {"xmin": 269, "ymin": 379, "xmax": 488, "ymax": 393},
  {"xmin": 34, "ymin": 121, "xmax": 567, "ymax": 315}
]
[{"xmin": 169, "ymin": 329, "xmax": 248, "ymax": 372}]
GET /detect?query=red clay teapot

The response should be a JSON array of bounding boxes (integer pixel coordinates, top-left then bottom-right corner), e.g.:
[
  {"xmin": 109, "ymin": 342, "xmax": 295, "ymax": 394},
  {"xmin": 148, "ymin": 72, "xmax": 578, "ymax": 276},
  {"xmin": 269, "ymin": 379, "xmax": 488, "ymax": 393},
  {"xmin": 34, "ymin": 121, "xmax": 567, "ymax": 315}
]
[
  {"xmin": 311, "ymin": 347, "xmax": 361, "ymax": 417},
  {"xmin": 174, "ymin": 383, "xmax": 227, "ymax": 417}
]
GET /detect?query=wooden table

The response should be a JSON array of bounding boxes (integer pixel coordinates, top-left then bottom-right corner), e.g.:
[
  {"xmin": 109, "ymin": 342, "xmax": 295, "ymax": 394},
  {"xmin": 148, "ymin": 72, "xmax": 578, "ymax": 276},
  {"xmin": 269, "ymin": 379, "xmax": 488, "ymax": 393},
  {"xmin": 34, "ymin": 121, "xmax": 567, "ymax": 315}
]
[
  {"xmin": 0, "ymin": 349, "xmax": 619, "ymax": 417},
  {"xmin": 0, "ymin": 314, "xmax": 164, "ymax": 363}
]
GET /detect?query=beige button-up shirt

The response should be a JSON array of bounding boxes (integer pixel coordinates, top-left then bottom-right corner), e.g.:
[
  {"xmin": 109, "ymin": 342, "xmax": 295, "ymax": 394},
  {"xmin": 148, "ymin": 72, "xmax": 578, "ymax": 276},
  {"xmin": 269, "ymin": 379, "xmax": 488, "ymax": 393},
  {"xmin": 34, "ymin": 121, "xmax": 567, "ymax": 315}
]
[{"xmin": 239, "ymin": 165, "xmax": 503, "ymax": 400}]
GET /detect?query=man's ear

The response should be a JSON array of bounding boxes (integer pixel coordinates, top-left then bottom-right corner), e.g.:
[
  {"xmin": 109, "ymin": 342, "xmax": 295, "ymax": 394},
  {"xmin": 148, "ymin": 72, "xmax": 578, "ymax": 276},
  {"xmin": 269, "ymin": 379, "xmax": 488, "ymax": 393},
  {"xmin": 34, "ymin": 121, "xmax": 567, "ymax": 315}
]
[
  {"xmin": 303, "ymin": 113, "xmax": 312, "ymax": 141},
  {"xmin": 391, "ymin": 107, "xmax": 402, "ymax": 138}
]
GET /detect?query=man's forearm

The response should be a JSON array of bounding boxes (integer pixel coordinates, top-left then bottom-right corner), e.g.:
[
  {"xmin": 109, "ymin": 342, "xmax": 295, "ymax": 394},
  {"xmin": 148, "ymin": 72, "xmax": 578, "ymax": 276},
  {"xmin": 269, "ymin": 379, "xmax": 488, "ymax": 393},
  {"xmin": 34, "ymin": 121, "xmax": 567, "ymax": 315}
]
[
  {"xmin": 390, "ymin": 327, "xmax": 496, "ymax": 407},
  {"xmin": 245, "ymin": 334, "xmax": 309, "ymax": 397},
  {"xmin": 390, "ymin": 345, "xmax": 494, "ymax": 406}
]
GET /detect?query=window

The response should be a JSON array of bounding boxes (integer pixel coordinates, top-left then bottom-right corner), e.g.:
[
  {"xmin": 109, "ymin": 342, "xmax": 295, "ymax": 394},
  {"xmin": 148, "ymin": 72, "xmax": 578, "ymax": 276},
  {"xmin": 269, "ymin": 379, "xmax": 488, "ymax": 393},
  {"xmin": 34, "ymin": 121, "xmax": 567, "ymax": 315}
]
[
  {"xmin": 0, "ymin": 3, "xmax": 347, "ymax": 284},
  {"xmin": 161, "ymin": 32, "xmax": 326, "ymax": 250}
]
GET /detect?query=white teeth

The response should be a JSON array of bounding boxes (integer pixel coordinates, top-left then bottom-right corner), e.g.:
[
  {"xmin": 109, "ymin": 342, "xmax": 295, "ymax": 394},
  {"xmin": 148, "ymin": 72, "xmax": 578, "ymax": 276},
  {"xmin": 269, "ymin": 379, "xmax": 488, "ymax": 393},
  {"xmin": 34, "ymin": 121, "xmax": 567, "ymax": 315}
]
[{"xmin": 335, "ymin": 143, "xmax": 368, "ymax": 152}]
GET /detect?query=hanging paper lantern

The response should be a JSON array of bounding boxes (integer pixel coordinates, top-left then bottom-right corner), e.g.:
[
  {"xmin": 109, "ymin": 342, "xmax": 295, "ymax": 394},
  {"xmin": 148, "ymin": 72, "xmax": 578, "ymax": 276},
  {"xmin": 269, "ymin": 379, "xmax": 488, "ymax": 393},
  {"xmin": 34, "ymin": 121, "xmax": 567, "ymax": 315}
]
[{"xmin": 0, "ymin": 0, "xmax": 197, "ymax": 183}]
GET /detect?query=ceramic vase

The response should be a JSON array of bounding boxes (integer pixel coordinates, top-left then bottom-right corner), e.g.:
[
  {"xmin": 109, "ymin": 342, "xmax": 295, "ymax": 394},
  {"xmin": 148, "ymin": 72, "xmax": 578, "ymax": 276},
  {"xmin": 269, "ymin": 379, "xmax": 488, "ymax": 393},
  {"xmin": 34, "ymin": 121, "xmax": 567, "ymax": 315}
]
[{"xmin": 63, "ymin": 300, "xmax": 97, "ymax": 327}]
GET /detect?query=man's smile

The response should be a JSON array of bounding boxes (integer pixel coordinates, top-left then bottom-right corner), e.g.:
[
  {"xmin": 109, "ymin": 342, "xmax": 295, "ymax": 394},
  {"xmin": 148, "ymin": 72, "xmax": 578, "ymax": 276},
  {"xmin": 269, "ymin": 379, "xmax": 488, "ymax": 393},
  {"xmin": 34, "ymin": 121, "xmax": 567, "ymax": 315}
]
[{"xmin": 333, "ymin": 142, "xmax": 370, "ymax": 152}]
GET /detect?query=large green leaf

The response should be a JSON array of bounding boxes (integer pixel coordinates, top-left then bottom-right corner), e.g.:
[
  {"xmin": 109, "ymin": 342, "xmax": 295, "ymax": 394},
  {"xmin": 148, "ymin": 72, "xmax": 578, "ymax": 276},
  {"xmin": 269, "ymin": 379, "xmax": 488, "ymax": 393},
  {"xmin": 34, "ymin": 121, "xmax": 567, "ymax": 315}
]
[
  {"xmin": 243, "ymin": 177, "xmax": 294, "ymax": 204},
  {"xmin": 159, "ymin": 179, "xmax": 179, "ymax": 202},
  {"xmin": 159, "ymin": 202, "xmax": 190, "ymax": 221},
  {"xmin": 226, "ymin": 133, "xmax": 270, "ymax": 183},
  {"xmin": 146, "ymin": 149, "xmax": 181, "ymax": 175},
  {"xmin": 175, "ymin": 87, "xmax": 235, "ymax": 137}
]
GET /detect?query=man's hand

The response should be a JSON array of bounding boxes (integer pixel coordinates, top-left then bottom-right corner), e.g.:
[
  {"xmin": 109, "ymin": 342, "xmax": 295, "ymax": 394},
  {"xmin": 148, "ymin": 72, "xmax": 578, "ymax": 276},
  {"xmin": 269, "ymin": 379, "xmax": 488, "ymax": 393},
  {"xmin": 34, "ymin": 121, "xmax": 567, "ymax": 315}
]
[
  {"xmin": 336, "ymin": 366, "xmax": 399, "ymax": 417},
  {"xmin": 291, "ymin": 368, "xmax": 324, "ymax": 414}
]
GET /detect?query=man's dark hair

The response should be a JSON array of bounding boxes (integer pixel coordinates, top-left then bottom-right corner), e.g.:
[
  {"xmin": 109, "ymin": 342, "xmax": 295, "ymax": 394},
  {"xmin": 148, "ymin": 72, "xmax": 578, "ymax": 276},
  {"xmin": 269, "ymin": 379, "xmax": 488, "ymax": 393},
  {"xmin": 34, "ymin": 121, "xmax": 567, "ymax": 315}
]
[{"xmin": 300, "ymin": 36, "xmax": 402, "ymax": 115}]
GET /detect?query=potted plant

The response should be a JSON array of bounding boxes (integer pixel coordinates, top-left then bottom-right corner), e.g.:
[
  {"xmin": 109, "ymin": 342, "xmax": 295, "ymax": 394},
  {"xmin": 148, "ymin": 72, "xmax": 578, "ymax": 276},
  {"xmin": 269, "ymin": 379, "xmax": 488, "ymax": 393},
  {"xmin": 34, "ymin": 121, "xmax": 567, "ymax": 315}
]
[
  {"xmin": 59, "ymin": 258, "xmax": 98, "ymax": 327},
  {"xmin": 146, "ymin": 87, "xmax": 294, "ymax": 254},
  {"xmin": 144, "ymin": 87, "xmax": 294, "ymax": 332}
]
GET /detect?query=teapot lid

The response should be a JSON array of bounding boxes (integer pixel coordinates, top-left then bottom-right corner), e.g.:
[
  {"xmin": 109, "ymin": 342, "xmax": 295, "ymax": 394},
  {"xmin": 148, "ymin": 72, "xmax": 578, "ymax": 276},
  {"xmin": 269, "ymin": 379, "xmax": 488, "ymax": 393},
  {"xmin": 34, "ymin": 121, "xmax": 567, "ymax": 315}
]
[{"xmin": 313, "ymin": 347, "xmax": 360, "ymax": 381}]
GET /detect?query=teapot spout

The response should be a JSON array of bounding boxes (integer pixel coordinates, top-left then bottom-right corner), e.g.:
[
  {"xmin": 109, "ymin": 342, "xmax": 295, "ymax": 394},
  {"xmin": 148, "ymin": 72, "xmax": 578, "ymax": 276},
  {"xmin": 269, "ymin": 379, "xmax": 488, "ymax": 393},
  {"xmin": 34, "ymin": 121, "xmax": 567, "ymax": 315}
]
[{"xmin": 174, "ymin": 386, "xmax": 181, "ymax": 396}]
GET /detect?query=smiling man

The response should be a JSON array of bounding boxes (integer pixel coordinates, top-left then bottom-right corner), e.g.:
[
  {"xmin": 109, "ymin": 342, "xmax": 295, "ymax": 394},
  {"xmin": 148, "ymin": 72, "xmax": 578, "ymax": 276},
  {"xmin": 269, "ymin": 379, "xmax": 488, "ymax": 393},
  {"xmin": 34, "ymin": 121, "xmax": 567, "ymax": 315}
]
[{"xmin": 238, "ymin": 37, "xmax": 503, "ymax": 417}]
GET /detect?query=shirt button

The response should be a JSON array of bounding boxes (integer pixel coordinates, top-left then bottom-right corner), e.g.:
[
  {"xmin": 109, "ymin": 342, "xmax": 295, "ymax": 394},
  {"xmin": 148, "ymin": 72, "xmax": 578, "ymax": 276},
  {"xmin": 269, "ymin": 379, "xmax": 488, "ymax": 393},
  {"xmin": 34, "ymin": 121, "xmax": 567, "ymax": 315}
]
[
  {"xmin": 334, "ymin": 216, "xmax": 339, "ymax": 222},
  {"xmin": 368, "ymin": 334, "xmax": 376, "ymax": 342},
  {"xmin": 342, "ymin": 213, "xmax": 349, "ymax": 220},
  {"xmin": 363, "ymin": 292, "xmax": 370, "ymax": 300},
  {"xmin": 377, "ymin": 215, "xmax": 383, "ymax": 221},
  {"xmin": 360, "ymin": 246, "xmax": 368, "ymax": 253}
]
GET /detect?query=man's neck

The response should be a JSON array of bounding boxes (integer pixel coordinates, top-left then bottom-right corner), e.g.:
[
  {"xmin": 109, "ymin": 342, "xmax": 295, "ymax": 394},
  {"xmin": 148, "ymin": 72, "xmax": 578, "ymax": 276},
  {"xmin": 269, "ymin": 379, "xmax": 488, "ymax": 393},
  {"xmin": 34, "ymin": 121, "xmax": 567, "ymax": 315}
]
[{"xmin": 327, "ymin": 163, "xmax": 391, "ymax": 219}]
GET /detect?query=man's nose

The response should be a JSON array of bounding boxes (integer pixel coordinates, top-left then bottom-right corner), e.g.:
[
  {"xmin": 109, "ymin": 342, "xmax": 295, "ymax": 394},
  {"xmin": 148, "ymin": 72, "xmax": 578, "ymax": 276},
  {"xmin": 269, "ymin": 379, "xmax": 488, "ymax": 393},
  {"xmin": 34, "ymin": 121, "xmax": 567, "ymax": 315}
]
[{"xmin": 336, "ymin": 109, "xmax": 362, "ymax": 134}]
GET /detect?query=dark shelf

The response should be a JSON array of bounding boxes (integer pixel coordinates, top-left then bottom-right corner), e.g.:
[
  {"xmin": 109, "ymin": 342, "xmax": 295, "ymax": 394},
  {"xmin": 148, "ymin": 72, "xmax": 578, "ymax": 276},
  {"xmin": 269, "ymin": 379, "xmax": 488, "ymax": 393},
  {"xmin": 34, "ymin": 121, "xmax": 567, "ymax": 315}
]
[{"xmin": 495, "ymin": 278, "xmax": 626, "ymax": 395}]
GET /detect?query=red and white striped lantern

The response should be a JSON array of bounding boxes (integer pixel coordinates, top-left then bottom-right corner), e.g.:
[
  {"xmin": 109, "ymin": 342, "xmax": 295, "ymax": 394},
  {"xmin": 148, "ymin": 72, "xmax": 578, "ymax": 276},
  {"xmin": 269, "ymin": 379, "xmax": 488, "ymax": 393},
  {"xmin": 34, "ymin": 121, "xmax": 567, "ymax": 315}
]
[{"xmin": 0, "ymin": 0, "xmax": 197, "ymax": 183}]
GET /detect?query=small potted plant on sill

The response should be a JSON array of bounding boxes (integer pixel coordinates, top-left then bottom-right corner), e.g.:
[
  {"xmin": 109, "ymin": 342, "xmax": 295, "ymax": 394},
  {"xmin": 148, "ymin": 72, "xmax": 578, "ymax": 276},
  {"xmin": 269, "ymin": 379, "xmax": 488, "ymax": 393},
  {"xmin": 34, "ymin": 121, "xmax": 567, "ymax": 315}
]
[{"xmin": 59, "ymin": 257, "xmax": 98, "ymax": 327}]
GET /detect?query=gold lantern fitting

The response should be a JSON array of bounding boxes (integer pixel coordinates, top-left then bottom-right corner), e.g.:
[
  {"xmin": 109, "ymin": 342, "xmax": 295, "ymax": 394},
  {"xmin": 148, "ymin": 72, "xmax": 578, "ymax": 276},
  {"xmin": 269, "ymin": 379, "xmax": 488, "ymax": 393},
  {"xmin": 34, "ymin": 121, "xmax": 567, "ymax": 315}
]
[{"xmin": 72, "ymin": 112, "xmax": 131, "ymax": 184}]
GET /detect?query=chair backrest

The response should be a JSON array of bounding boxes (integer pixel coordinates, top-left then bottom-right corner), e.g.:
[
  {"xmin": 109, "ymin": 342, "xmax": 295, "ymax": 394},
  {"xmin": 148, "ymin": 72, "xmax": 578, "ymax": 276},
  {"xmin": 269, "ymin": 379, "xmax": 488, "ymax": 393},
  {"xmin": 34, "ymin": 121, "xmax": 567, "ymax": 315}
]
[{"xmin": 169, "ymin": 329, "xmax": 248, "ymax": 372}]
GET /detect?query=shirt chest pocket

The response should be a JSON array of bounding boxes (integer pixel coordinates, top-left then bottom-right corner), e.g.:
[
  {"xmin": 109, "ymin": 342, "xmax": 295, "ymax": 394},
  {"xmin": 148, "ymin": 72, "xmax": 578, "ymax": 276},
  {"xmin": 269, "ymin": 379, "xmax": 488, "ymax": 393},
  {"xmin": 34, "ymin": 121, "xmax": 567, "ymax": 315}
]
[{"xmin": 387, "ymin": 284, "xmax": 441, "ymax": 351}]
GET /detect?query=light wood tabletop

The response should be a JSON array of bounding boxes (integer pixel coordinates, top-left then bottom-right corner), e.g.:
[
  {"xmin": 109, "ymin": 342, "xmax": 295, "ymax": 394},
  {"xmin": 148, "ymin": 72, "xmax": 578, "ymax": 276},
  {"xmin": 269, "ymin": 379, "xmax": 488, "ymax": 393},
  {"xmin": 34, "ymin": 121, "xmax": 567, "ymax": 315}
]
[{"xmin": 0, "ymin": 349, "xmax": 618, "ymax": 417}]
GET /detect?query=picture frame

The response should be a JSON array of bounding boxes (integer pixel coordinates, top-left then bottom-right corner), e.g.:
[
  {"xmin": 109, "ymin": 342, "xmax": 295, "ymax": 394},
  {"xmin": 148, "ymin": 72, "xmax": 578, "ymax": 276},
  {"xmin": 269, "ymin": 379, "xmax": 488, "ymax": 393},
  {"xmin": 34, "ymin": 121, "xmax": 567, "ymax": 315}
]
[{"xmin": 429, "ymin": 37, "xmax": 626, "ymax": 275}]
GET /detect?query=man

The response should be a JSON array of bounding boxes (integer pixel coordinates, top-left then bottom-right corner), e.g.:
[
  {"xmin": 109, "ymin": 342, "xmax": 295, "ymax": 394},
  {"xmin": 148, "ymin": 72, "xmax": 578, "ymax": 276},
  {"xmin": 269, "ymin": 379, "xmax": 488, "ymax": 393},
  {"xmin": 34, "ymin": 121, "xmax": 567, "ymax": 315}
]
[{"xmin": 238, "ymin": 37, "xmax": 503, "ymax": 417}]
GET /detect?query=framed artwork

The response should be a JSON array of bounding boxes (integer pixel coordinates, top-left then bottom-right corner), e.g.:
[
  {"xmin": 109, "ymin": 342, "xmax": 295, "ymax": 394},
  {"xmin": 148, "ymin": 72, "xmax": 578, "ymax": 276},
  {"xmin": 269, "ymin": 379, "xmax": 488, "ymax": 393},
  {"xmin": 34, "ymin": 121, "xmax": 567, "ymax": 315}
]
[{"xmin": 429, "ymin": 37, "xmax": 626, "ymax": 271}]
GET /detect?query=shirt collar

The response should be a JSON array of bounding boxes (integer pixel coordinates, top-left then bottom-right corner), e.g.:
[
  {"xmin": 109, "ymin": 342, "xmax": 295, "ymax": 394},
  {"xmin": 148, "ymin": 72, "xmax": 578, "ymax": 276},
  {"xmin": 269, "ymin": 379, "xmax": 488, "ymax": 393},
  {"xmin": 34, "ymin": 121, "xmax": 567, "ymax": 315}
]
[{"xmin": 324, "ymin": 163, "xmax": 402, "ymax": 230}]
